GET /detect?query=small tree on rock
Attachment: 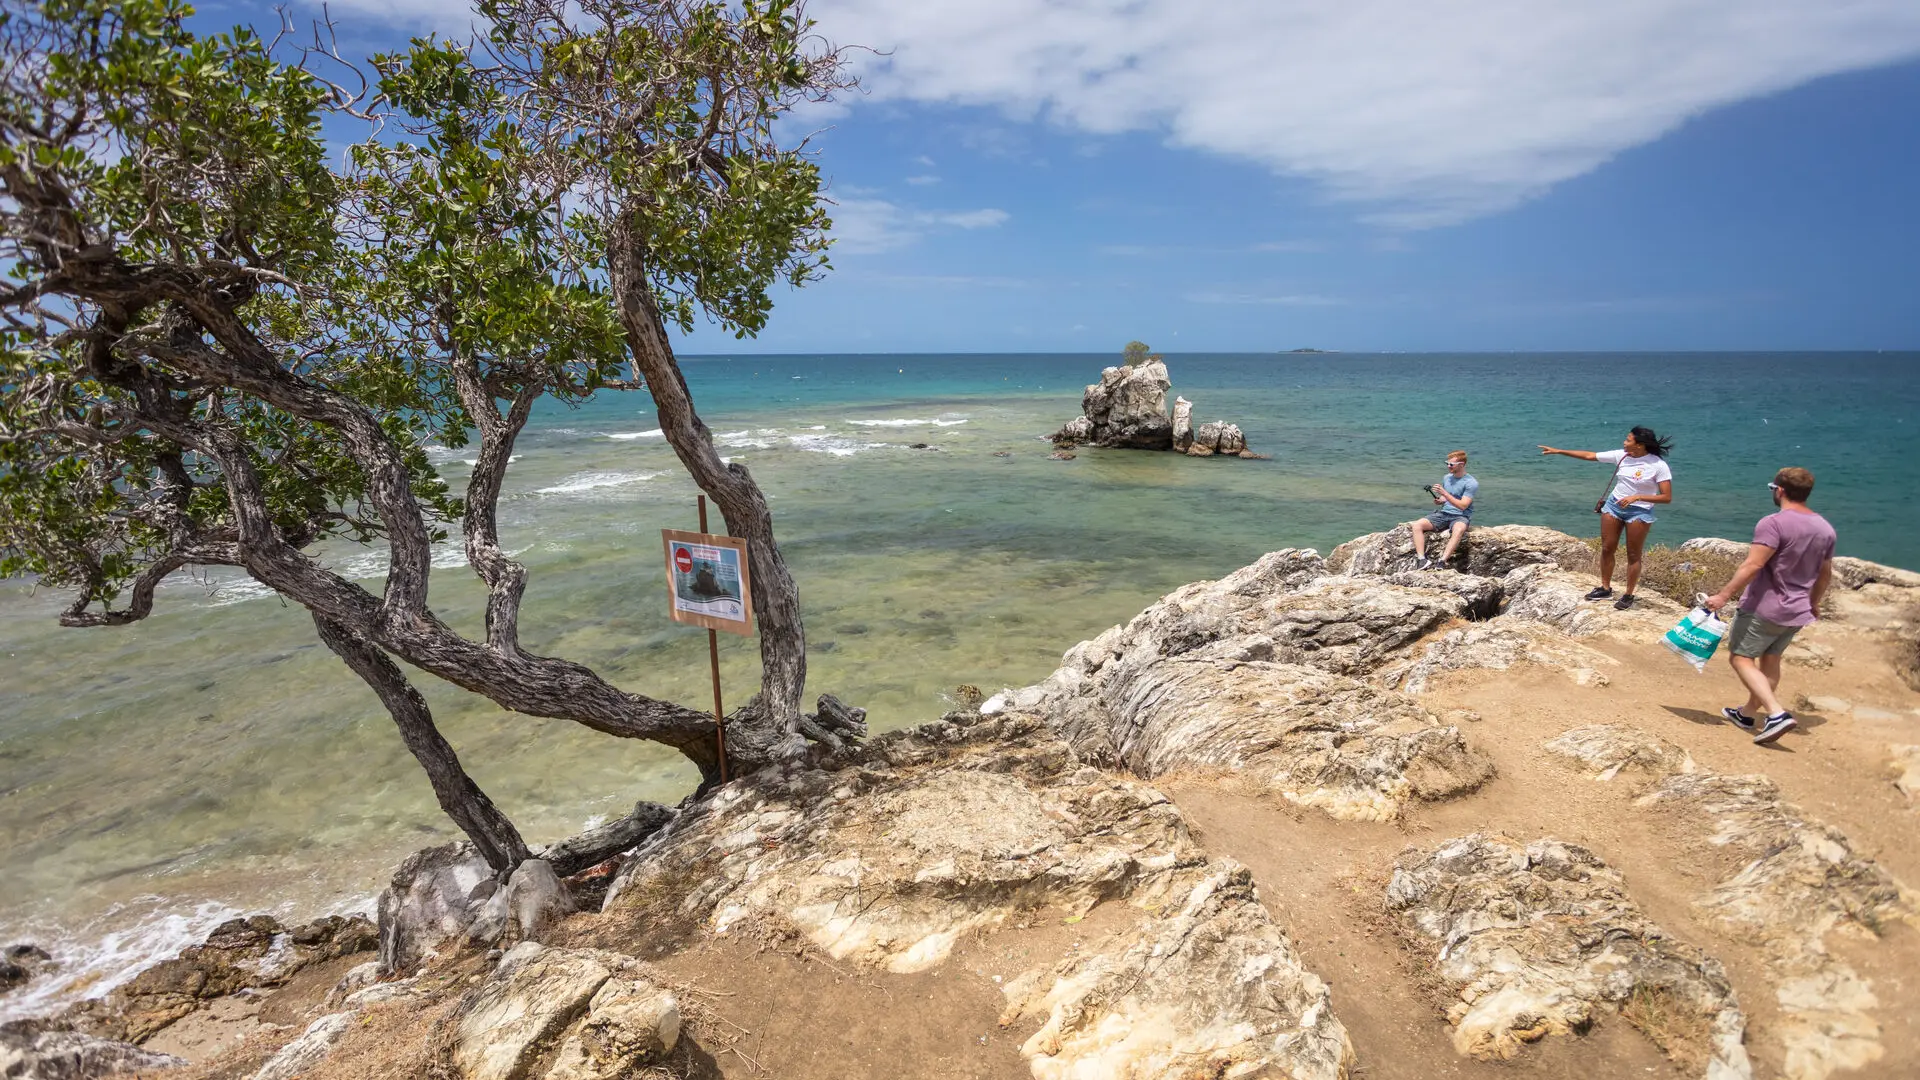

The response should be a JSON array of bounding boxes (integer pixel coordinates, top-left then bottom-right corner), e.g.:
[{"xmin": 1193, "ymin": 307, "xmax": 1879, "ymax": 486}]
[
  {"xmin": 1121, "ymin": 340, "xmax": 1151, "ymax": 366},
  {"xmin": 0, "ymin": 0, "xmax": 863, "ymax": 875}
]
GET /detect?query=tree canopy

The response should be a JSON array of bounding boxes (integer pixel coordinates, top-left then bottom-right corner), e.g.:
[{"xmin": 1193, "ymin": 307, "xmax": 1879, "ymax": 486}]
[
  {"xmin": 1122, "ymin": 340, "xmax": 1151, "ymax": 366},
  {"xmin": 0, "ymin": 0, "xmax": 864, "ymax": 871}
]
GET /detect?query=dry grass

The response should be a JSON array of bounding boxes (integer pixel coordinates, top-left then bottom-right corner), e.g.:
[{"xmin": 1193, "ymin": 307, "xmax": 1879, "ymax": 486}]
[
  {"xmin": 1619, "ymin": 985, "xmax": 1714, "ymax": 1073},
  {"xmin": 1559, "ymin": 539, "xmax": 1744, "ymax": 607}
]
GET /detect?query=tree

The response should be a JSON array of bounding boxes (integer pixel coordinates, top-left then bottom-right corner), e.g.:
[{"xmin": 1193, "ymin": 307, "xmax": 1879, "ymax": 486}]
[
  {"xmin": 1122, "ymin": 340, "xmax": 1151, "ymax": 366},
  {"xmin": 0, "ymin": 0, "xmax": 864, "ymax": 876}
]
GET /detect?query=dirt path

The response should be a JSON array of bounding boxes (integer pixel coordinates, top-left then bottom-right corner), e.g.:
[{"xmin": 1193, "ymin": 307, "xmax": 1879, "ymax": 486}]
[{"xmin": 1165, "ymin": 618, "xmax": 1920, "ymax": 1080}]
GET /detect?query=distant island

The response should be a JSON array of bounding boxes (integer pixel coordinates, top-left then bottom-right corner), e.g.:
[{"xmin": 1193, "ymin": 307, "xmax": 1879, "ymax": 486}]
[{"xmin": 1286, "ymin": 347, "xmax": 1335, "ymax": 353}]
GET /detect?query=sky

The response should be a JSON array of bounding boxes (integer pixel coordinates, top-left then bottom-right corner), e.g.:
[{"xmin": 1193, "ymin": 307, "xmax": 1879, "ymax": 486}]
[{"xmin": 211, "ymin": 0, "xmax": 1920, "ymax": 353}]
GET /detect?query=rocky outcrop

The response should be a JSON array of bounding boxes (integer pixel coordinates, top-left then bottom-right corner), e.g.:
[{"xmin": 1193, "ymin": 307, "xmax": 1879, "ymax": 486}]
[
  {"xmin": 451, "ymin": 943, "xmax": 679, "ymax": 1080},
  {"xmin": 0, "ymin": 1023, "xmax": 186, "ymax": 1079},
  {"xmin": 1002, "ymin": 863, "xmax": 1350, "ymax": 1080},
  {"xmin": 1545, "ymin": 723, "xmax": 1696, "ymax": 782},
  {"xmin": 1, "ymin": 945, "xmax": 52, "ymax": 997},
  {"xmin": 57, "ymin": 913, "xmax": 375, "ymax": 1043},
  {"xmin": 601, "ymin": 709, "xmax": 1354, "ymax": 1077},
  {"xmin": 1060, "ymin": 360, "xmax": 1174, "ymax": 449},
  {"xmin": 1381, "ymin": 622, "xmax": 1618, "ymax": 693},
  {"xmin": 1000, "ymin": 549, "xmax": 1494, "ymax": 819},
  {"xmin": 1185, "ymin": 420, "xmax": 1249, "ymax": 457},
  {"xmin": 252, "ymin": 1012, "xmax": 354, "ymax": 1080},
  {"xmin": 1637, "ymin": 772, "xmax": 1919, "ymax": 1080},
  {"xmin": 1330, "ymin": 523, "xmax": 1590, "ymax": 579},
  {"xmin": 1387, "ymin": 834, "xmax": 1750, "ymax": 1078},
  {"xmin": 1538, "ymin": 722, "xmax": 1920, "ymax": 1080},
  {"xmin": 1891, "ymin": 744, "xmax": 1920, "ymax": 802},
  {"xmin": 378, "ymin": 846, "xmax": 577, "ymax": 976},
  {"xmin": 1050, "ymin": 360, "xmax": 1257, "ymax": 456}
]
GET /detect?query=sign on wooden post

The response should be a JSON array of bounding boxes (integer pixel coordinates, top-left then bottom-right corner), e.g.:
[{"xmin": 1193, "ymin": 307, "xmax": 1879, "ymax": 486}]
[{"xmin": 660, "ymin": 529, "xmax": 754, "ymax": 636}]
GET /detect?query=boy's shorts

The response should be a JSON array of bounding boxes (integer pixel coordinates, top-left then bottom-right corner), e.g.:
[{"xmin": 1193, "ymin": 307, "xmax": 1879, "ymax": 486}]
[
  {"xmin": 1423, "ymin": 512, "xmax": 1468, "ymax": 532},
  {"xmin": 1727, "ymin": 608, "xmax": 1801, "ymax": 658}
]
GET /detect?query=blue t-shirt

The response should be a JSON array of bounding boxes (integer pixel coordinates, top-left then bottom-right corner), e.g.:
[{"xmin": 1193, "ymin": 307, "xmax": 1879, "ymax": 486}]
[{"xmin": 1437, "ymin": 472, "xmax": 1478, "ymax": 519}]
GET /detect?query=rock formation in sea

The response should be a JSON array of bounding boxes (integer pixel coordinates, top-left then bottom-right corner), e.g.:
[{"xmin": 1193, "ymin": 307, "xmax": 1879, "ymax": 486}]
[
  {"xmin": 9, "ymin": 524, "xmax": 1919, "ymax": 1080},
  {"xmin": 1050, "ymin": 357, "xmax": 1261, "ymax": 457}
]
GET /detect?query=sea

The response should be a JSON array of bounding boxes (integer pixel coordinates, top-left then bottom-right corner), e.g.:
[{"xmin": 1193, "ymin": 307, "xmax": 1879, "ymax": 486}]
[{"xmin": 2, "ymin": 351, "xmax": 1916, "ymax": 1018}]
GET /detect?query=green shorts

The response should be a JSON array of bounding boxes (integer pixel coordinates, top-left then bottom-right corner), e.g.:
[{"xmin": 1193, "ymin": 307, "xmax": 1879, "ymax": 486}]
[{"xmin": 1727, "ymin": 608, "xmax": 1801, "ymax": 658}]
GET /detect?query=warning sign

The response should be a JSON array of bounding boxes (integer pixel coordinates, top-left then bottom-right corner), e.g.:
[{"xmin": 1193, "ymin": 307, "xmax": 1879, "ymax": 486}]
[{"xmin": 660, "ymin": 529, "xmax": 754, "ymax": 636}]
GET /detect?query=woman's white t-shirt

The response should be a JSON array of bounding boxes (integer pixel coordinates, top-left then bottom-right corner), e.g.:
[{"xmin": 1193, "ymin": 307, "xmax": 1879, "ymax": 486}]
[{"xmin": 1596, "ymin": 450, "xmax": 1672, "ymax": 500}]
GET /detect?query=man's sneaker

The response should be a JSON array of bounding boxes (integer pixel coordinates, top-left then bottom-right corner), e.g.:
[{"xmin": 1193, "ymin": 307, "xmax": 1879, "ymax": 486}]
[
  {"xmin": 1722, "ymin": 706, "xmax": 1758, "ymax": 731},
  {"xmin": 1584, "ymin": 587, "xmax": 1613, "ymax": 600},
  {"xmin": 1613, "ymin": 594, "xmax": 1637, "ymax": 610},
  {"xmin": 1753, "ymin": 712, "xmax": 1797, "ymax": 745}
]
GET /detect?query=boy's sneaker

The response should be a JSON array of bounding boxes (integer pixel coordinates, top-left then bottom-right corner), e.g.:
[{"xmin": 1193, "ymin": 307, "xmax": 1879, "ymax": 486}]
[
  {"xmin": 1721, "ymin": 706, "xmax": 1757, "ymax": 731},
  {"xmin": 1413, "ymin": 557, "xmax": 1431, "ymax": 570},
  {"xmin": 1584, "ymin": 587, "xmax": 1613, "ymax": 600},
  {"xmin": 1753, "ymin": 712, "xmax": 1797, "ymax": 745},
  {"xmin": 1613, "ymin": 594, "xmax": 1637, "ymax": 610}
]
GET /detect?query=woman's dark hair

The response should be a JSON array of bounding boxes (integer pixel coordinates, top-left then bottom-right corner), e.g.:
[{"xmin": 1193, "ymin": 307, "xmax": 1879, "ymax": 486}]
[{"xmin": 1628, "ymin": 426, "xmax": 1673, "ymax": 458}]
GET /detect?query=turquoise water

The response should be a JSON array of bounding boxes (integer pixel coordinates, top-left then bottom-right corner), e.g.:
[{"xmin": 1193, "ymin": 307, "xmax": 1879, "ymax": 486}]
[{"xmin": 2, "ymin": 351, "xmax": 1915, "ymax": 1016}]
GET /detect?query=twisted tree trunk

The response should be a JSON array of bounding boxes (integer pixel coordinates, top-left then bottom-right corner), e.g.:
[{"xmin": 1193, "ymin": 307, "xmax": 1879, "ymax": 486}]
[
  {"xmin": 609, "ymin": 222, "xmax": 810, "ymax": 770},
  {"xmin": 313, "ymin": 614, "xmax": 532, "ymax": 873}
]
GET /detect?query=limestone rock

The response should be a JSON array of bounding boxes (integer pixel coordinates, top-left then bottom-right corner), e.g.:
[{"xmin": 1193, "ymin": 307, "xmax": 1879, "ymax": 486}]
[
  {"xmin": 1545, "ymin": 723, "xmax": 1697, "ymax": 783},
  {"xmin": 453, "ymin": 943, "xmax": 612, "ymax": 1080},
  {"xmin": 1330, "ymin": 523, "xmax": 1588, "ymax": 580},
  {"xmin": 604, "ymin": 712, "xmax": 1208, "ymax": 972},
  {"xmin": 544, "ymin": 977, "xmax": 681, "ymax": 1080},
  {"xmin": 57, "ymin": 913, "xmax": 375, "ymax": 1043},
  {"xmin": 1637, "ymin": 772, "xmax": 1920, "ymax": 1079},
  {"xmin": 251, "ymin": 1012, "xmax": 353, "ymax": 1080},
  {"xmin": 1381, "ymin": 622, "xmax": 1617, "ymax": 694},
  {"xmin": 1170, "ymin": 396, "xmax": 1193, "ymax": 452},
  {"xmin": 1186, "ymin": 420, "xmax": 1221, "ymax": 456},
  {"xmin": 1, "ymin": 945, "xmax": 52, "ymax": 997},
  {"xmin": 1003, "ymin": 863, "xmax": 1351, "ymax": 1080},
  {"xmin": 0, "ymin": 1024, "xmax": 187, "ymax": 1079},
  {"xmin": 378, "ymin": 842, "xmax": 494, "ymax": 975},
  {"xmin": 1215, "ymin": 422, "xmax": 1245, "ymax": 456},
  {"xmin": 1890, "ymin": 745, "xmax": 1920, "ymax": 802},
  {"xmin": 1051, "ymin": 415, "xmax": 1093, "ymax": 444},
  {"xmin": 1500, "ymin": 564, "xmax": 1685, "ymax": 638},
  {"xmin": 1081, "ymin": 361, "xmax": 1173, "ymax": 449},
  {"xmin": 1387, "ymin": 834, "xmax": 1750, "ymax": 1078},
  {"xmin": 1012, "ymin": 550, "xmax": 1493, "ymax": 819},
  {"xmin": 468, "ymin": 859, "xmax": 575, "ymax": 951}
]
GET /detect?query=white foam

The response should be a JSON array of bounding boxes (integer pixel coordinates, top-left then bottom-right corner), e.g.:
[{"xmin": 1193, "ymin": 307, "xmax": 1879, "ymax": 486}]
[
  {"xmin": 459, "ymin": 454, "xmax": 522, "ymax": 466},
  {"xmin": 0, "ymin": 898, "xmax": 245, "ymax": 1022},
  {"xmin": 788, "ymin": 434, "xmax": 884, "ymax": 457},
  {"xmin": 534, "ymin": 471, "xmax": 661, "ymax": 495},
  {"xmin": 604, "ymin": 430, "xmax": 663, "ymax": 441},
  {"xmin": 846, "ymin": 416, "xmax": 970, "ymax": 428}
]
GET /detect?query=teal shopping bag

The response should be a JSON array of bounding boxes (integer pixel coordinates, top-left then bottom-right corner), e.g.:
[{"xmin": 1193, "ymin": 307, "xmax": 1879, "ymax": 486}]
[{"xmin": 1662, "ymin": 606, "xmax": 1729, "ymax": 673}]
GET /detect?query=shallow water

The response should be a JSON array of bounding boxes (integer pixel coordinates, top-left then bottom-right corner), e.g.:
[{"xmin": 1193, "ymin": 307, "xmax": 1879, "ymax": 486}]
[{"xmin": 2, "ymin": 351, "xmax": 1915, "ymax": 1017}]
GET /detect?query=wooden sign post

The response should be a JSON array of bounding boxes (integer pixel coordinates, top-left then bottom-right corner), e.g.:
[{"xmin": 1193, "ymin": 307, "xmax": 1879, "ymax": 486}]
[{"xmin": 662, "ymin": 496, "xmax": 753, "ymax": 782}]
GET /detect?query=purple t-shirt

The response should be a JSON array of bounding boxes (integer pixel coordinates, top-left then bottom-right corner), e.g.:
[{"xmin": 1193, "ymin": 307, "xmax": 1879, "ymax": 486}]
[{"xmin": 1739, "ymin": 510, "xmax": 1836, "ymax": 626}]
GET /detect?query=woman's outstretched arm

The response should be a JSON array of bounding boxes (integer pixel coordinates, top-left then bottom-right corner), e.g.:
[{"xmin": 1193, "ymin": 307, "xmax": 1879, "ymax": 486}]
[{"xmin": 1538, "ymin": 445, "xmax": 1599, "ymax": 460}]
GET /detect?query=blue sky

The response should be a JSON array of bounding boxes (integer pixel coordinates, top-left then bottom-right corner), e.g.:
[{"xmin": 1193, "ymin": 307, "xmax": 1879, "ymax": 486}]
[{"xmin": 218, "ymin": 1, "xmax": 1920, "ymax": 353}]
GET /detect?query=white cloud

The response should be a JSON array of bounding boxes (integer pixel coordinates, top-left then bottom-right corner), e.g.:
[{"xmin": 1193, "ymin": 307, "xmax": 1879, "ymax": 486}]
[
  {"xmin": 904, "ymin": 174, "xmax": 942, "ymax": 185},
  {"xmin": 824, "ymin": 198, "xmax": 1011, "ymax": 253},
  {"xmin": 813, "ymin": 0, "xmax": 1920, "ymax": 226}
]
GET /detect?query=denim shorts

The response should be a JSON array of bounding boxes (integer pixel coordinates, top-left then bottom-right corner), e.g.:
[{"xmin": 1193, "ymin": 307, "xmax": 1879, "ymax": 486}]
[
  {"xmin": 1602, "ymin": 495, "xmax": 1657, "ymax": 524},
  {"xmin": 1423, "ymin": 511, "xmax": 1469, "ymax": 532}
]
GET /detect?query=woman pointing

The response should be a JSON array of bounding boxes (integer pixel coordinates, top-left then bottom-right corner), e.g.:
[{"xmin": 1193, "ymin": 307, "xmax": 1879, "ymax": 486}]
[{"xmin": 1538, "ymin": 427, "xmax": 1675, "ymax": 610}]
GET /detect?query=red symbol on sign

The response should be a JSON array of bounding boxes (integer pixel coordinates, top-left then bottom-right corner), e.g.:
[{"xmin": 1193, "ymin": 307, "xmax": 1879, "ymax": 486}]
[{"xmin": 673, "ymin": 547, "xmax": 694, "ymax": 573}]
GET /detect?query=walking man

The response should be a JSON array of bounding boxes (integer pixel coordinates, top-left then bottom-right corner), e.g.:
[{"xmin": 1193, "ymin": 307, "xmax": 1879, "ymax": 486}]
[
  {"xmin": 1411, "ymin": 450, "xmax": 1477, "ymax": 570},
  {"xmin": 1702, "ymin": 467, "xmax": 1835, "ymax": 745}
]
